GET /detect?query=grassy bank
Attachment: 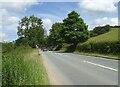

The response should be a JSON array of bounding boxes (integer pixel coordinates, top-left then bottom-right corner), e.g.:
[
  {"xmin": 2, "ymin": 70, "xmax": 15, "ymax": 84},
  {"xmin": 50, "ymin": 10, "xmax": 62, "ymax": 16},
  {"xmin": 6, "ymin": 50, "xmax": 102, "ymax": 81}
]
[
  {"xmin": 2, "ymin": 45, "xmax": 49, "ymax": 85},
  {"xmin": 76, "ymin": 28, "xmax": 120, "ymax": 59},
  {"xmin": 84, "ymin": 28, "xmax": 119, "ymax": 44},
  {"xmin": 60, "ymin": 28, "xmax": 120, "ymax": 59}
]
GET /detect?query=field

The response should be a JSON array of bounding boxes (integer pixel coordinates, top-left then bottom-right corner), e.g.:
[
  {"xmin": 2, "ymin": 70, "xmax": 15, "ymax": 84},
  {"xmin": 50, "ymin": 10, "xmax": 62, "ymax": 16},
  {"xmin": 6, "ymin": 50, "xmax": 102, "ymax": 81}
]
[
  {"xmin": 85, "ymin": 28, "xmax": 119, "ymax": 44},
  {"xmin": 2, "ymin": 45, "xmax": 49, "ymax": 85}
]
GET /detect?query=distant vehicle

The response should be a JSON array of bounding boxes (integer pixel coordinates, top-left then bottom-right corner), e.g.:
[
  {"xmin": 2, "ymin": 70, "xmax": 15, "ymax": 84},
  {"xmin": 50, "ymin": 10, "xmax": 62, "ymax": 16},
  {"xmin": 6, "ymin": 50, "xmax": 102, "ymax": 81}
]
[
  {"xmin": 48, "ymin": 48, "xmax": 52, "ymax": 51},
  {"xmin": 43, "ymin": 49, "xmax": 47, "ymax": 51}
]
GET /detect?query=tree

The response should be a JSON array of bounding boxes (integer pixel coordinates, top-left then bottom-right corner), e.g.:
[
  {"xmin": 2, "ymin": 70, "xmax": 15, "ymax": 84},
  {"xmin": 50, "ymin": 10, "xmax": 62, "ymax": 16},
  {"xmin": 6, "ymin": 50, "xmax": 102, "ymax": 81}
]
[
  {"xmin": 47, "ymin": 23, "xmax": 63, "ymax": 50},
  {"xmin": 17, "ymin": 15, "xmax": 45, "ymax": 48},
  {"xmin": 91, "ymin": 25, "xmax": 110, "ymax": 37},
  {"xmin": 61, "ymin": 11, "xmax": 89, "ymax": 45}
]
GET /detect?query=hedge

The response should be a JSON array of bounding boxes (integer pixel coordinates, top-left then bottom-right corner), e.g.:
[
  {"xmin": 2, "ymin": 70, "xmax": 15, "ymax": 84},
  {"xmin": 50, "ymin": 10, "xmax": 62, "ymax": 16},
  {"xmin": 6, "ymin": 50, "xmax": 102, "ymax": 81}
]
[{"xmin": 76, "ymin": 41, "xmax": 120, "ymax": 55}]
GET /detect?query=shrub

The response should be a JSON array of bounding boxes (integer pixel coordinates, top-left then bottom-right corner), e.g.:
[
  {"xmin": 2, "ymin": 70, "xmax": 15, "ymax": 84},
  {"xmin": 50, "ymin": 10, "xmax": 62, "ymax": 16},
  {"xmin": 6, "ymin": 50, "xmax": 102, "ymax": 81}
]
[{"xmin": 77, "ymin": 41, "xmax": 120, "ymax": 55}]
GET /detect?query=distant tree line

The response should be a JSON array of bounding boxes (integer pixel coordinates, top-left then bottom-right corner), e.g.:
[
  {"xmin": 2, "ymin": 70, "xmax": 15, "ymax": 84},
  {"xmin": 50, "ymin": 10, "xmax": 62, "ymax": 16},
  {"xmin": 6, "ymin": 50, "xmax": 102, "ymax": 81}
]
[
  {"xmin": 90, "ymin": 25, "xmax": 120, "ymax": 37},
  {"xmin": 90, "ymin": 25, "xmax": 110, "ymax": 37}
]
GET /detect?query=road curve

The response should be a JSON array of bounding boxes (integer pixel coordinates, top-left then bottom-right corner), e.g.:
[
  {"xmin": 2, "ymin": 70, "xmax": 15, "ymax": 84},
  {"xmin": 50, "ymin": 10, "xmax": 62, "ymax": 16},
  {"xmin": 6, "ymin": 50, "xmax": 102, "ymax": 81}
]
[{"xmin": 41, "ymin": 51, "xmax": 118, "ymax": 85}]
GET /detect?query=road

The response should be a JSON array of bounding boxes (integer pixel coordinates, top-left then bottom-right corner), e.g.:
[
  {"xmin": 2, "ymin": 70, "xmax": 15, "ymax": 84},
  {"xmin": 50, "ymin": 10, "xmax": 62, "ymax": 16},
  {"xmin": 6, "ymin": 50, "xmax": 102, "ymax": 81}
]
[{"xmin": 41, "ymin": 51, "xmax": 118, "ymax": 85}]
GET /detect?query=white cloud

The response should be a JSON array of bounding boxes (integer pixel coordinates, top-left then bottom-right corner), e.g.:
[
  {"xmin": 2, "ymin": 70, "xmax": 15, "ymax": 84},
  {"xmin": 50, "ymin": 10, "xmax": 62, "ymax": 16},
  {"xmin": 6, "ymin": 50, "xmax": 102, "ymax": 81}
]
[
  {"xmin": 0, "ymin": 32, "xmax": 6, "ymax": 42},
  {"xmin": 0, "ymin": 9, "xmax": 8, "ymax": 16},
  {"xmin": 118, "ymin": 19, "xmax": 120, "ymax": 26},
  {"xmin": 0, "ymin": 9, "xmax": 20, "ymax": 30},
  {"xmin": 79, "ymin": 0, "xmax": 119, "ymax": 12},
  {"xmin": 38, "ymin": 13, "xmax": 62, "ymax": 22},
  {"xmin": 1, "ymin": 0, "xmax": 39, "ymax": 12},
  {"xmin": 94, "ymin": 17, "xmax": 118, "ymax": 26},
  {"xmin": 42, "ymin": 19, "xmax": 53, "ymax": 35},
  {"xmin": 3, "ymin": 16, "xmax": 20, "ymax": 26},
  {"xmin": 0, "ymin": 0, "xmax": 40, "ymax": 41},
  {"xmin": 0, "ymin": 9, "xmax": 8, "ymax": 29}
]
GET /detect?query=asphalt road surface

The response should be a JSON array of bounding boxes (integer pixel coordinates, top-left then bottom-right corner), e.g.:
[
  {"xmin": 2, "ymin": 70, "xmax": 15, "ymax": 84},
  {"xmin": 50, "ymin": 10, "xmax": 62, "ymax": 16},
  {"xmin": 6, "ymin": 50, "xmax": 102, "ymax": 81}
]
[{"xmin": 41, "ymin": 51, "xmax": 118, "ymax": 85}]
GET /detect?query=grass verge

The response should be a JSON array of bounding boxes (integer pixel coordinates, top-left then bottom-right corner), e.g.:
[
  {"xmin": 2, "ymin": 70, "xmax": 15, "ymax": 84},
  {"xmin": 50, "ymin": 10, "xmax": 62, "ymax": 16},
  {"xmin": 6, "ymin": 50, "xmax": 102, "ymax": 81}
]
[
  {"xmin": 74, "ymin": 51, "xmax": 119, "ymax": 60},
  {"xmin": 2, "ymin": 46, "xmax": 50, "ymax": 85}
]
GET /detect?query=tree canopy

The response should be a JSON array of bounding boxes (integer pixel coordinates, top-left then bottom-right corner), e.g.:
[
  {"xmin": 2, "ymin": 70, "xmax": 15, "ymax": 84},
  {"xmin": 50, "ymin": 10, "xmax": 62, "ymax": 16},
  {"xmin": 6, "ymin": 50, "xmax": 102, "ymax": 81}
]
[
  {"xmin": 17, "ymin": 15, "xmax": 45, "ymax": 48},
  {"xmin": 47, "ymin": 22, "xmax": 63, "ymax": 50},
  {"xmin": 47, "ymin": 11, "xmax": 89, "ymax": 50},
  {"xmin": 61, "ymin": 11, "xmax": 89, "ymax": 45},
  {"xmin": 90, "ymin": 25, "xmax": 110, "ymax": 37}
]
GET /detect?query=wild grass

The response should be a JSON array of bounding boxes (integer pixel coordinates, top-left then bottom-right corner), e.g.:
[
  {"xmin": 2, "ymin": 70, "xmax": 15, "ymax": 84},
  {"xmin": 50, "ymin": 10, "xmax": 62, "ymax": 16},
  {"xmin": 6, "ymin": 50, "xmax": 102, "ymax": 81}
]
[{"xmin": 2, "ymin": 45, "xmax": 49, "ymax": 85}]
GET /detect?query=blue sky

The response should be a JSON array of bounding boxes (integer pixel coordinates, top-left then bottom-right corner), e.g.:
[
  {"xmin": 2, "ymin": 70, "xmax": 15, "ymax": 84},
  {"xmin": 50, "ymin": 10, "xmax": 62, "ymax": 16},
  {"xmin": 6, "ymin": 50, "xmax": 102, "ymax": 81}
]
[{"xmin": 0, "ymin": 0, "xmax": 119, "ymax": 42}]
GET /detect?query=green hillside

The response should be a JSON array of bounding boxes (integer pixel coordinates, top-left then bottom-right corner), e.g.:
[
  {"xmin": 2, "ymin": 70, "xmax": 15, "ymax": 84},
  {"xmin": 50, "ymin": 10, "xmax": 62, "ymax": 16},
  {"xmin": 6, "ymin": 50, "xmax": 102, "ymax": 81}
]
[
  {"xmin": 76, "ymin": 28, "xmax": 120, "ymax": 58},
  {"xmin": 85, "ymin": 28, "xmax": 119, "ymax": 44}
]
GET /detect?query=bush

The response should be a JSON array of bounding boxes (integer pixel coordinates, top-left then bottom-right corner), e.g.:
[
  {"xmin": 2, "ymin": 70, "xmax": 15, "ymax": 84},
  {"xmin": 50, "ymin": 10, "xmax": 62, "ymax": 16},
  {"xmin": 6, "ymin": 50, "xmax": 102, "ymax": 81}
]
[
  {"xmin": 77, "ymin": 41, "xmax": 120, "ymax": 55},
  {"xmin": 90, "ymin": 25, "xmax": 110, "ymax": 37}
]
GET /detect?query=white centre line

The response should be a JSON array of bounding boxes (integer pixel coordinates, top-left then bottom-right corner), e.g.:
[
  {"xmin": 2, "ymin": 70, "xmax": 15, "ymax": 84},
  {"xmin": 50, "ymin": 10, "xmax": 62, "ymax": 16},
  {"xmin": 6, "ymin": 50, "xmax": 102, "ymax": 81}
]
[
  {"xmin": 55, "ymin": 53, "xmax": 63, "ymax": 56},
  {"xmin": 83, "ymin": 60, "xmax": 118, "ymax": 72}
]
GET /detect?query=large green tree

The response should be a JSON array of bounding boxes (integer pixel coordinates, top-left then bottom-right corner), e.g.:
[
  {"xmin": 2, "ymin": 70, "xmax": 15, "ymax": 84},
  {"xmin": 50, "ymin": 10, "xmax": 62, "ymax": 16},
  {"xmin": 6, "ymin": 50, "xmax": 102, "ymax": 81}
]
[
  {"xmin": 61, "ymin": 11, "xmax": 89, "ymax": 45},
  {"xmin": 47, "ymin": 23, "xmax": 63, "ymax": 50},
  {"xmin": 17, "ymin": 15, "xmax": 45, "ymax": 47}
]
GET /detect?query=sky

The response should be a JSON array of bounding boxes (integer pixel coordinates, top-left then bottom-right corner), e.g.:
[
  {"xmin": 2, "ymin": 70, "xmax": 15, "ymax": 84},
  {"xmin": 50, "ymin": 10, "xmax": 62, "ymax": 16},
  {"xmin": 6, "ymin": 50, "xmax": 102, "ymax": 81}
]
[{"xmin": 0, "ymin": 0, "xmax": 119, "ymax": 42}]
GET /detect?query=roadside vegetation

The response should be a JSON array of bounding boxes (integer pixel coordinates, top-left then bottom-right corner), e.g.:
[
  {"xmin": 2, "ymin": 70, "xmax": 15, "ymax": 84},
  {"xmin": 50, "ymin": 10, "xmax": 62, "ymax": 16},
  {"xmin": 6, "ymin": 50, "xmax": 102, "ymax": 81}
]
[
  {"xmin": 76, "ymin": 28, "xmax": 120, "ymax": 59},
  {"xmin": 87, "ymin": 28, "xmax": 119, "ymax": 43},
  {"xmin": 2, "ymin": 10, "xmax": 119, "ymax": 85},
  {"xmin": 2, "ymin": 15, "xmax": 50, "ymax": 85},
  {"xmin": 2, "ymin": 43, "xmax": 49, "ymax": 85},
  {"xmin": 47, "ymin": 11, "xmax": 89, "ymax": 52},
  {"xmin": 46, "ymin": 11, "xmax": 120, "ymax": 59}
]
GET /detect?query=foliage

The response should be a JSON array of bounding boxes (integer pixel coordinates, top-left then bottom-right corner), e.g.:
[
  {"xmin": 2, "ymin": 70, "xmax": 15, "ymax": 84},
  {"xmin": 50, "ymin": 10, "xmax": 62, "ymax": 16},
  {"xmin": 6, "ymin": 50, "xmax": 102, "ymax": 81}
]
[
  {"xmin": 2, "ymin": 44, "xmax": 49, "ymax": 85},
  {"xmin": 2, "ymin": 42, "xmax": 15, "ymax": 53},
  {"xmin": 77, "ymin": 41, "xmax": 120, "ymax": 56},
  {"xmin": 76, "ymin": 28, "xmax": 120, "ymax": 56},
  {"xmin": 85, "ymin": 28, "xmax": 119, "ymax": 44},
  {"xmin": 17, "ymin": 15, "xmax": 45, "ymax": 48},
  {"xmin": 61, "ymin": 11, "xmax": 89, "ymax": 45},
  {"xmin": 90, "ymin": 25, "xmax": 110, "ymax": 37},
  {"xmin": 47, "ymin": 22, "xmax": 64, "ymax": 50}
]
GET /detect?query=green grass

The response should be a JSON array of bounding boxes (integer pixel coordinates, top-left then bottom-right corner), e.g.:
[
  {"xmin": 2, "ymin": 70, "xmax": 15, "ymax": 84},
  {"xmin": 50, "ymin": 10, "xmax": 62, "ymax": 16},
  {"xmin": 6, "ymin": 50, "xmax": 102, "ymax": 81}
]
[
  {"xmin": 75, "ymin": 51, "xmax": 119, "ymax": 60},
  {"xmin": 85, "ymin": 28, "xmax": 119, "ymax": 44},
  {"xmin": 61, "ymin": 28, "xmax": 120, "ymax": 59},
  {"xmin": 2, "ymin": 46, "xmax": 50, "ymax": 85},
  {"xmin": 76, "ymin": 28, "xmax": 120, "ymax": 59}
]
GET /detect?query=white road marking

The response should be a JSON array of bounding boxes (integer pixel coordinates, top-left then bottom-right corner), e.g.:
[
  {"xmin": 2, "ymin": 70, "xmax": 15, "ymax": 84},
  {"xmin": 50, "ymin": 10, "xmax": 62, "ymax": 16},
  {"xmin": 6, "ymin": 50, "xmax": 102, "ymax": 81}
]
[
  {"xmin": 83, "ymin": 60, "xmax": 118, "ymax": 72},
  {"xmin": 55, "ymin": 53, "xmax": 62, "ymax": 56},
  {"xmin": 64, "ymin": 55, "xmax": 69, "ymax": 57}
]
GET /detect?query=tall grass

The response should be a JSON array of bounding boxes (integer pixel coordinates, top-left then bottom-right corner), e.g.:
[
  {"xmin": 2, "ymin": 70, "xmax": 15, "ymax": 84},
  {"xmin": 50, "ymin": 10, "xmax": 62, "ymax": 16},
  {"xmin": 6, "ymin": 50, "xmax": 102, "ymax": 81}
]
[{"xmin": 2, "ymin": 45, "xmax": 49, "ymax": 85}]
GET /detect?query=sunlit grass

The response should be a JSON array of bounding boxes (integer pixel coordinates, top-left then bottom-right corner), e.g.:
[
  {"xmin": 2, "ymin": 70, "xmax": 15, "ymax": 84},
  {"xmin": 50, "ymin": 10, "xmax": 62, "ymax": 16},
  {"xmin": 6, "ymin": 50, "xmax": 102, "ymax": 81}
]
[
  {"xmin": 85, "ymin": 28, "xmax": 119, "ymax": 44},
  {"xmin": 2, "ymin": 46, "xmax": 49, "ymax": 85}
]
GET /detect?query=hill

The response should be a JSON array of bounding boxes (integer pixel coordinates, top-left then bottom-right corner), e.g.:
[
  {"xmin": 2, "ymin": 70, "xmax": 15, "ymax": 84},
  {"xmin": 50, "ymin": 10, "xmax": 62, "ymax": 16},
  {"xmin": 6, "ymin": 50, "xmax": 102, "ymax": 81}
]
[
  {"xmin": 85, "ymin": 28, "xmax": 119, "ymax": 44},
  {"xmin": 76, "ymin": 28, "xmax": 120, "ymax": 58}
]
